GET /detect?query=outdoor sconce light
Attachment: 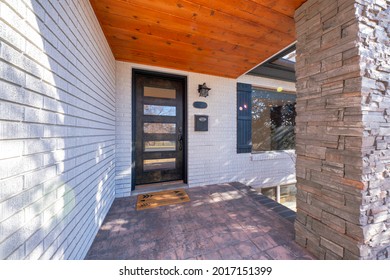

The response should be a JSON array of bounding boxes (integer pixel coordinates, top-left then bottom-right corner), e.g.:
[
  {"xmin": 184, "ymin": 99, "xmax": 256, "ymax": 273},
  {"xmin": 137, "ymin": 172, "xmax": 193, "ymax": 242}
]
[{"xmin": 198, "ymin": 83, "xmax": 211, "ymax": 97}]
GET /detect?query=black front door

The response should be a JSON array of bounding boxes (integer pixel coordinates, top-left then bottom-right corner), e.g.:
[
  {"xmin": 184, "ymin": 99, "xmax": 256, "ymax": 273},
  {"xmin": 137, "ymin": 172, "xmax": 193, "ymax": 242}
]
[{"xmin": 134, "ymin": 71, "xmax": 185, "ymax": 186}]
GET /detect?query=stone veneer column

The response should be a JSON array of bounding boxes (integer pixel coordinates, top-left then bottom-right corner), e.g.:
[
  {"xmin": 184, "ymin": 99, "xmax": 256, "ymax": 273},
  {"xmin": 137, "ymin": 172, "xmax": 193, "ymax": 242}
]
[{"xmin": 294, "ymin": 0, "xmax": 390, "ymax": 259}]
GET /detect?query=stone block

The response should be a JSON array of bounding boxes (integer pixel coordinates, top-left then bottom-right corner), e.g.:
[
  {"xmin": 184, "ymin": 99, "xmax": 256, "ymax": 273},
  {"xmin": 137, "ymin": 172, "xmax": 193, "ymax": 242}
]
[
  {"xmin": 306, "ymin": 238, "xmax": 325, "ymax": 259},
  {"xmin": 343, "ymin": 249, "xmax": 359, "ymax": 260},
  {"xmin": 299, "ymin": 62, "xmax": 322, "ymax": 78},
  {"xmin": 295, "ymin": 220, "xmax": 320, "ymax": 244},
  {"xmin": 297, "ymin": 178, "xmax": 323, "ymax": 195},
  {"xmin": 321, "ymin": 187, "xmax": 345, "ymax": 202},
  {"xmin": 321, "ymin": 55, "xmax": 342, "ymax": 72},
  {"xmin": 344, "ymin": 77, "xmax": 362, "ymax": 93},
  {"xmin": 295, "ymin": 211, "xmax": 308, "ymax": 226},
  {"xmin": 345, "ymin": 164, "xmax": 363, "ymax": 181},
  {"xmin": 295, "ymin": 234, "xmax": 307, "ymax": 249},
  {"xmin": 321, "ymin": 27, "xmax": 342, "ymax": 48},
  {"xmin": 345, "ymin": 221, "xmax": 364, "ymax": 242},
  {"xmin": 325, "ymin": 249, "xmax": 343, "ymax": 259},
  {"xmin": 326, "ymin": 125, "xmax": 363, "ymax": 136},
  {"xmin": 296, "ymin": 156, "xmax": 322, "ymax": 171},
  {"xmin": 321, "ymin": 210, "xmax": 346, "ymax": 233},
  {"xmin": 306, "ymin": 97, "xmax": 327, "ymax": 111},
  {"xmin": 325, "ymin": 149, "xmax": 362, "ymax": 166},
  {"xmin": 312, "ymin": 219, "xmax": 361, "ymax": 256},
  {"xmin": 321, "ymin": 163, "xmax": 344, "ymax": 175},
  {"xmin": 369, "ymin": 230, "xmax": 390, "ymax": 248},
  {"xmin": 341, "ymin": 20, "xmax": 359, "ymax": 38},
  {"xmin": 345, "ymin": 136, "xmax": 364, "ymax": 150},
  {"xmin": 311, "ymin": 194, "xmax": 344, "ymax": 213},
  {"xmin": 342, "ymin": 48, "xmax": 359, "ymax": 62},
  {"xmin": 372, "ymin": 211, "xmax": 389, "ymax": 224},
  {"xmin": 296, "ymin": 197, "xmax": 323, "ymax": 220},
  {"xmin": 296, "ymin": 143, "xmax": 306, "ymax": 155},
  {"xmin": 305, "ymin": 145, "xmax": 326, "ymax": 159},
  {"xmin": 296, "ymin": 165, "xmax": 306, "ymax": 179},
  {"xmin": 320, "ymin": 236, "xmax": 344, "ymax": 257},
  {"xmin": 296, "ymin": 189, "xmax": 308, "ymax": 203},
  {"xmin": 321, "ymin": 80, "xmax": 344, "ymax": 96},
  {"xmin": 319, "ymin": 0, "xmax": 338, "ymax": 21}
]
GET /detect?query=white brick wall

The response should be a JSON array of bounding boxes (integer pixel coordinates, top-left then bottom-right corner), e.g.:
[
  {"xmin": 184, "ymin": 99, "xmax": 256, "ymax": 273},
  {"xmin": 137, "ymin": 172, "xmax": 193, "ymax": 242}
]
[
  {"xmin": 115, "ymin": 63, "xmax": 132, "ymax": 197},
  {"xmin": 115, "ymin": 62, "xmax": 296, "ymax": 196},
  {"xmin": 1, "ymin": 0, "xmax": 297, "ymax": 259},
  {"xmin": 0, "ymin": 0, "xmax": 115, "ymax": 259}
]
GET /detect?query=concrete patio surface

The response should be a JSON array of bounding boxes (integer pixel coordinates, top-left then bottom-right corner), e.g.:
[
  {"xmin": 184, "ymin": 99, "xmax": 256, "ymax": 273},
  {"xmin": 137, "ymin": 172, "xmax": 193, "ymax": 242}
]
[{"xmin": 86, "ymin": 182, "xmax": 315, "ymax": 260}]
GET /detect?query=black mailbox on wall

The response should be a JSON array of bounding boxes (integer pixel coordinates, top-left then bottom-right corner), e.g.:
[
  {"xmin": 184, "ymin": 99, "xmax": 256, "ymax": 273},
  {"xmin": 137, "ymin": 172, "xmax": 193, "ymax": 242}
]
[{"xmin": 194, "ymin": 115, "xmax": 208, "ymax": 131}]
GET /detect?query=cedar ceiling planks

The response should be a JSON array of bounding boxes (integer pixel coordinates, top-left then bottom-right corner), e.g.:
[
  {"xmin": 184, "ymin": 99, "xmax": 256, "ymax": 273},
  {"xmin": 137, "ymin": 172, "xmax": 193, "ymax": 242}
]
[{"xmin": 90, "ymin": 0, "xmax": 306, "ymax": 78}]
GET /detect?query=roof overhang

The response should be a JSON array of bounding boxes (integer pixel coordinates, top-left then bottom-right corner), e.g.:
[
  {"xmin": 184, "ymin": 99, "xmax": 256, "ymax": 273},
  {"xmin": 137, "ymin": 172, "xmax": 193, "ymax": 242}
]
[{"xmin": 90, "ymin": 0, "xmax": 307, "ymax": 78}]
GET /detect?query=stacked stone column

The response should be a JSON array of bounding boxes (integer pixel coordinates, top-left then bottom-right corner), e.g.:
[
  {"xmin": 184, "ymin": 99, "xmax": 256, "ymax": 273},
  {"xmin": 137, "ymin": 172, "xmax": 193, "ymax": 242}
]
[{"xmin": 294, "ymin": 0, "xmax": 390, "ymax": 259}]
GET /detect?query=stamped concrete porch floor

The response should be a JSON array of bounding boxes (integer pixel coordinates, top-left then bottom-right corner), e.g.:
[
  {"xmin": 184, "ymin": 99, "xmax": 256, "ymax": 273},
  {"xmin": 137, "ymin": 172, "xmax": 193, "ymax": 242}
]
[{"xmin": 86, "ymin": 182, "xmax": 315, "ymax": 260}]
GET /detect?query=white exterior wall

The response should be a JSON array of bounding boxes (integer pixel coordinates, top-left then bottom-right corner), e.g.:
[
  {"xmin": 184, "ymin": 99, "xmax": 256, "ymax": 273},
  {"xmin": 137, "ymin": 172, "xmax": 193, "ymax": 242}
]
[
  {"xmin": 115, "ymin": 63, "xmax": 132, "ymax": 197},
  {"xmin": 116, "ymin": 61, "xmax": 296, "ymax": 196},
  {"xmin": 0, "ymin": 0, "xmax": 116, "ymax": 259}
]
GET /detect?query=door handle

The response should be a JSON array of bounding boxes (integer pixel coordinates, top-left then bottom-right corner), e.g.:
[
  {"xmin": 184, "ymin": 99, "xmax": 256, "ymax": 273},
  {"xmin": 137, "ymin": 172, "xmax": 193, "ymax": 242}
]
[{"xmin": 178, "ymin": 134, "xmax": 183, "ymax": 151}]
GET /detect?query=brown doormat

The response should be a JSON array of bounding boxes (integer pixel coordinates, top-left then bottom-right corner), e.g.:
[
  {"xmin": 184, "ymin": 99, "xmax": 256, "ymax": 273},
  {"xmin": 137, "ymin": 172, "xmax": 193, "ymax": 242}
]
[{"xmin": 136, "ymin": 189, "xmax": 190, "ymax": 210}]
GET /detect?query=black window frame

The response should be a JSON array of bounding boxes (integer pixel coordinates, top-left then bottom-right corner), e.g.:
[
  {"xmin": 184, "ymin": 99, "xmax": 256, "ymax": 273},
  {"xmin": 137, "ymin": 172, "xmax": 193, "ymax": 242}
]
[
  {"xmin": 247, "ymin": 45, "xmax": 296, "ymax": 82},
  {"xmin": 237, "ymin": 83, "xmax": 297, "ymax": 154}
]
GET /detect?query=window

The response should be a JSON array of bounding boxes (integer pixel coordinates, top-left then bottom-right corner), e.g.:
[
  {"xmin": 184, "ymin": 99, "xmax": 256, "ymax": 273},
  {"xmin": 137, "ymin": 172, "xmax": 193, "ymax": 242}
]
[
  {"xmin": 252, "ymin": 88, "xmax": 296, "ymax": 152},
  {"xmin": 236, "ymin": 83, "xmax": 296, "ymax": 153},
  {"xmin": 259, "ymin": 184, "xmax": 297, "ymax": 211},
  {"xmin": 247, "ymin": 46, "xmax": 296, "ymax": 82}
]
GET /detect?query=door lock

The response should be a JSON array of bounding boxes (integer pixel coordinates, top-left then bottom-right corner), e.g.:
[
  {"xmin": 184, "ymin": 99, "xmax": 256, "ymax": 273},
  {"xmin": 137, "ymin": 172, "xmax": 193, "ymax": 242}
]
[{"xmin": 178, "ymin": 134, "xmax": 183, "ymax": 151}]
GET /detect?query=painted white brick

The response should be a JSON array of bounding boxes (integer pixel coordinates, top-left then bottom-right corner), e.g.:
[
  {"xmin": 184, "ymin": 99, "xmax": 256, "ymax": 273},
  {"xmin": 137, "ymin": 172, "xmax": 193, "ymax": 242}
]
[
  {"xmin": 0, "ymin": 228, "xmax": 24, "ymax": 259},
  {"xmin": 1, "ymin": 1, "xmax": 26, "ymax": 33},
  {"xmin": 6, "ymin": 245, "xmax": 25, "ymax": 260},
  {"xmin": 24, "ymin": 138, "xmax": 55, "ymax": 155},
  {"xmin": 0, "ymin": 18, "xmax": 26, "ymax": 52},
  {"xmin": 24, "ymin": 230, "xmax": 44, "ymax": 259},
  {"xmin": 25, "ymin": 242, "xmax": 44, "ymax": 259},
  {"xmin": 0, "ymin": 140, "xmax": 23, "ymax": 160},
  {"xmin": 0, "ymin": 210, "xmax": 24, "ymax": 243},
  {"xmin": 0, "ymin": 40, "xmax": 43, "ymax": 79},
  {"xmin": 0, "ymin": 183, "xmax": 44, "ymax": 223},
  {"xmin": 24, "ymin": 107, "xmax": 57, "ymax": 124},
  {"xmin": 0, "ymin": 60, "xmax": 26, "ymax": 86},
  {"xmin": 0, "ymin": 82, "xmax": 43, "ymax": 108},
  {"xmin": 0, "ymin": 176, "xmax": 24, "ymax": 202},
  {"xmin": 24, "ymin": 165, "xmax": 57, "ymax": 190},
  {"xmin": 3, "ymin": 0, "xmax": 27, "ymax": 17},
  {"xmin": 25, "ymin": 0, "xmax": 44, "ymax": 24},
  {"xmin": 0, "ymin": 0, "xmax": 115, "ymax": 259},
  {"xmin": 0, "ymin": 154, "xmax": 43, "ymax": 180}
]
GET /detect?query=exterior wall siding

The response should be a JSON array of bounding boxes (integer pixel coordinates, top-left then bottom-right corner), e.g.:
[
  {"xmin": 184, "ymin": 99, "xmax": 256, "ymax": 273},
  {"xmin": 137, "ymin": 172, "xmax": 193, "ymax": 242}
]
[
  {"xmin": 115, "ymin": 61, "xmax": 296, "ymax": 197},
  {"xmin": 294, "ymin": 0, "xmax": 390, "ymax": 260},
  {"xmin": 0, "ymin": 0, "xmax": 116, "ymax": 259},
  {"xmin": 358, "ymin": 0, "xmax": 390, "ymax": 259}
]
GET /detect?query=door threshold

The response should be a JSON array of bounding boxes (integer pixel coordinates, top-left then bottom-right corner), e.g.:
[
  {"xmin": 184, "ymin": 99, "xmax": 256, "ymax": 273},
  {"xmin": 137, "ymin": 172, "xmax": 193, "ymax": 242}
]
[{"xmin": 132, "ymin": 180, "xmax": 188, "ymax": 196}]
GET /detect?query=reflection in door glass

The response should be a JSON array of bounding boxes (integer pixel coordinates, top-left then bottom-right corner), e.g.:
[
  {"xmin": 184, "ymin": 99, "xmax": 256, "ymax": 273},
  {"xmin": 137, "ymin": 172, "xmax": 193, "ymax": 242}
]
[
  {"xmin": 144, "ymin": 105, "xmax": 176, "ymax": 116},
  {"xmin": 145, "ymin": 141, "xmax": 176, "ymax": 152},
  {"xmin": 144, "ymin": 123, "xmax": 176, "ymax": 134},
  {"xmin": 144, "ymin": 158, "xmax": 176, "ymax": 171},
  {"xmin": 144, "ymin": 87, "xmax": 176, "ymax": 99}
]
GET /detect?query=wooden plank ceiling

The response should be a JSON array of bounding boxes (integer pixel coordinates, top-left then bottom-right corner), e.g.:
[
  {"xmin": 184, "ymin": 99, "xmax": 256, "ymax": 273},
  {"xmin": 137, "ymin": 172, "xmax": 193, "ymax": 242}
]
[{"xmin": 90, "ymin": 0, "xmax": 307, "ymax": 78}]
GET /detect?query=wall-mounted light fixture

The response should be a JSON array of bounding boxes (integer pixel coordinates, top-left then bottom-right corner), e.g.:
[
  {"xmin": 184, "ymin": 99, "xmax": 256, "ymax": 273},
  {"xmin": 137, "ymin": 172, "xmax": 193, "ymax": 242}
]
[{"xmin": 198, "ymin": 83, "xmax": 211, "ymax": 98}]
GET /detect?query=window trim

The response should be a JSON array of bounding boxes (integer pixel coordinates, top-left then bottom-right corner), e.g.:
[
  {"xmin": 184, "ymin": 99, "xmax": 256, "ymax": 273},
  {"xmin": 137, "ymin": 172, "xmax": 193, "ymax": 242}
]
[
  {"xmin": 247, "ymin": 45, "xmax": 296, "ymax": 82},
  {"xmin": 237, "ymin": 83, "xmax": 297, "ymax": 154}
]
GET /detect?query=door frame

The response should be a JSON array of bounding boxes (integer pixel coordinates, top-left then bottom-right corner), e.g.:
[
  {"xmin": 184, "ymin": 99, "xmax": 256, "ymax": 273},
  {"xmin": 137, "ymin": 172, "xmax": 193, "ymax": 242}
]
[{"xmin": 131, "ymin": 69, "xmax": 188, "ymax": 190}]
